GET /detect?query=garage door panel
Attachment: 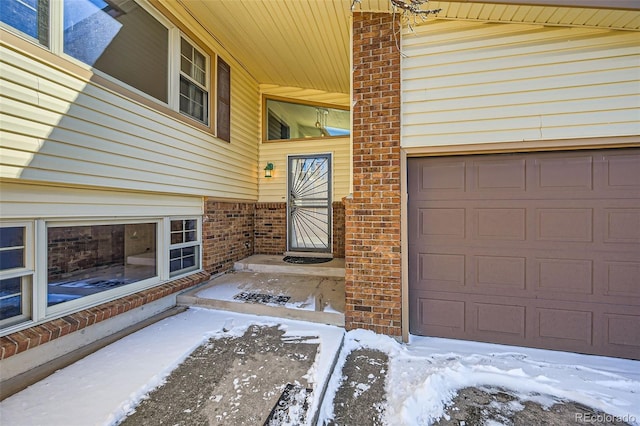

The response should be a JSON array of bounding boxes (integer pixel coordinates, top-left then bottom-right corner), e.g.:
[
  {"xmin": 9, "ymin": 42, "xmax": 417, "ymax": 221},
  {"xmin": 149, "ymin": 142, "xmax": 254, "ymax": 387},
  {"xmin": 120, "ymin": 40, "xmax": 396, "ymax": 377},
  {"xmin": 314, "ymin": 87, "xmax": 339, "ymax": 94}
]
[
  {"xmin": 418, "ymin": 252, "xmax": 466, "ymax": 288},
  {"xmin": 471, "ymin": 157, "xmax": 526, "ymax": 192},
  {"xmin": 604, "ymin": 314, "xmax": 640, "ymax": 349},
  {"xmin": 408, "ymin": 148, "xmax": 640, "ymax": 359},
  {"xmin": 475, "ymin": 255, "xmax": 526, "ymax": 290},
  {"xmin": 473, "ymin": 302, "xmax": 526, "ymax": 340},
  {"xmin": 419, "ymin": 207, "xmax": 466, "ymax": 239},
  {"xmin": 534, "ymin": 307, "xmax": 593, "ymax": 345},
  {"xmin": 603, "ymin": 261, "xmax": 640, "ymax": 298},
  {"xmin": 475, "ymin": 208, "xmax": 526, "ymax": 241},
  {"xmin": 534, "ymin": 155, "xmax": 594, "ymax": 191},
  {"xmin": 605, "ymin": 208, "xmax": 640, "ymax": 243},
  {"xmin": 603, "ymin": 152, "xmax": 640, "ymax": 189},
  {"xmin": 535, "ymin": 258, "xmax": 593, "ymax": 295},
  {"xmin": 412, "ymin": 297, "xmax": 466, "ymax": 338},
  {"xmin": 536, "ymin": 208, "xmax": 593, "ymax": 242}
]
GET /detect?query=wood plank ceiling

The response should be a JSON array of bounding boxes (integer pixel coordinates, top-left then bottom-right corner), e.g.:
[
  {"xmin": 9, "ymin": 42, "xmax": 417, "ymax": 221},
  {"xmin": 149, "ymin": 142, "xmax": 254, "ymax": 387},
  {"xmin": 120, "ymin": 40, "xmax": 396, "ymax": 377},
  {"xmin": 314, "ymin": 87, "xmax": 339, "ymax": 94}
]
[{"xmin": 173, "ymin": 0, "xmax": 639, "ymax": 94}]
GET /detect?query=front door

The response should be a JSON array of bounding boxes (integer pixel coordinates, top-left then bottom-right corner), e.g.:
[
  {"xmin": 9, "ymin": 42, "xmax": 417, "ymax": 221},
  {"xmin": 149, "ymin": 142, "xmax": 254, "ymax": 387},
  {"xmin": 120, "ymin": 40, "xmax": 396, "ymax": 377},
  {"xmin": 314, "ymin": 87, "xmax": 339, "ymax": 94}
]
[{"xmin": 287, "ymin": 154, "xmax": 331, "ymax": 253}]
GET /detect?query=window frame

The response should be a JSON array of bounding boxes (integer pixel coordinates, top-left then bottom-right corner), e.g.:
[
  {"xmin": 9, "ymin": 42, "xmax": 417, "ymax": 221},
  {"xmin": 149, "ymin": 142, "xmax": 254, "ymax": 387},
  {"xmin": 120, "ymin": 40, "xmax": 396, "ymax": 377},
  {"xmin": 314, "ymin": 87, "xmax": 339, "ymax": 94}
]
[
  {"xmin": 179, "ymin": 35, "xmax": 210, "ymax": 125},
  {"xmin": 0, "ymin": 222, "xmax": 34, "ymax": 329},
  {"xmin": 0, "ymin": 216, "xmax": 203, "ymax": 336},
  {"xmin": 262, "ymin": 95, "xmax": 350, "ymax": 143},
  {"xmin": 167, "ymin": 217, "xmax": 202, "ymax": 278},
  {"xmin": 0, "ymin": 0, "xmax": 221, "ymax": 136},
  {"xmin": 44, "ymin": 218, "xmax": 163, "ymax": 318}
]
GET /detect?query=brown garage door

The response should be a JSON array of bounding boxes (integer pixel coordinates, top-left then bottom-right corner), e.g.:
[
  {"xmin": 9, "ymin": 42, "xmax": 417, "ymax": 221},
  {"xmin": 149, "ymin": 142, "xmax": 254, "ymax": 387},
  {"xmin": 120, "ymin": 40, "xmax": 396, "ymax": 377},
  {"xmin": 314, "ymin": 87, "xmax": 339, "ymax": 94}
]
[{"xmin": 408, "ymin": 148, "xmax": 640, "ymax": 359}]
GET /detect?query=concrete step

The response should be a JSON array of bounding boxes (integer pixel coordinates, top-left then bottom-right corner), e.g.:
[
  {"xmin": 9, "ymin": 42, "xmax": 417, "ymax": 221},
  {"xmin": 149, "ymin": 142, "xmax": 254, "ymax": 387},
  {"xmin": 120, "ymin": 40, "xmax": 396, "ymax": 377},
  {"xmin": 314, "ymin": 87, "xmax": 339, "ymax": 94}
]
[
  {"xmin": 234, "ymin": 254, "xmax": 345, "ymax": 278},
  {"xmin": 178, "ymin": 294, "xmax": 344, "ymax": 327},
  {"xmin": 177, "ymin": 270, "xmax": 345, "ymax": 327}
]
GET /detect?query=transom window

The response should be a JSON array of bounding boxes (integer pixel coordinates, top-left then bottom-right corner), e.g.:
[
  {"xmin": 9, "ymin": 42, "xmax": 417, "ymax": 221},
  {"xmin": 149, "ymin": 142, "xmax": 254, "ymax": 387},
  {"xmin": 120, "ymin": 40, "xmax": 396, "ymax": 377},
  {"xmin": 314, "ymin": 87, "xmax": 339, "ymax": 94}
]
[{"xmin": 264, "ymin": 97, "xmax": 350, "ymax": 142}]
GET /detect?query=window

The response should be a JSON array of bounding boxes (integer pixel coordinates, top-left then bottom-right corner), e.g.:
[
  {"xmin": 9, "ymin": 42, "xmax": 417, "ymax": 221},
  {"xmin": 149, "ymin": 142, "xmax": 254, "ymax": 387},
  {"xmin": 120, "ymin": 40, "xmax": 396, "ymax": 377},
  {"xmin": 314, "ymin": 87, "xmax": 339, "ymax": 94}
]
[
  {"xmin": 1, "ymin": 0, "xmax": 222, "ymax": 131},
  {"xmin": 47, "ymin": 222, "xmax": 157, "ymax": 308},
  {"xmin": 169, "ymin": 219, "xmax": 200, "ymax": 276},
  {"xmin": 0, "ymin": 224, "xmax": 33, "ymax": 328},
  {"xmin": 0, "ymin": 0, "xmax": 49, "ymax": 47},
  {"xmin": 180, "ymin": 37, "xmax": 209, "ymax": 124},
  {"xmin": 264, "ymin": 98, "xmax": 350, "ymax": 142},
  {"xmin": 63, "ymin": 0, "xmax": 169, "ymax": 102},
  {"xmin": 0, "ymin": 217, "xmax": 201, "ymax": 334}
]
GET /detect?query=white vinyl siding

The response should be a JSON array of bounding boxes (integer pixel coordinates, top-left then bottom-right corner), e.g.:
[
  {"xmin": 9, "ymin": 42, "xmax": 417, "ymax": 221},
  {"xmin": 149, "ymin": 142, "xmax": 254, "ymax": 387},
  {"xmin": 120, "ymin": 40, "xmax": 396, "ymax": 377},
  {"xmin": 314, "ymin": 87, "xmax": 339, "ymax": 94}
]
[
  {"xmin": 0, "ymin": 34, "xmax": 259, "ymax": 200},
  {"xmin": 401, "ymin": 20, "xmax": 640, "ymax": 148}
]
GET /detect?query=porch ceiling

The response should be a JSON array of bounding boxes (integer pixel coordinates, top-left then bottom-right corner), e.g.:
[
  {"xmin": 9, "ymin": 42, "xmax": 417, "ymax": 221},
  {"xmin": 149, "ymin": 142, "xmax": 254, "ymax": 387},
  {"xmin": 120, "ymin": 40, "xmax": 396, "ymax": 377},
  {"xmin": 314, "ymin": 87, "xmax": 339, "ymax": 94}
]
[{"xmin": 172, "ymin": 0, "xmax": 640, "ymax": 95}]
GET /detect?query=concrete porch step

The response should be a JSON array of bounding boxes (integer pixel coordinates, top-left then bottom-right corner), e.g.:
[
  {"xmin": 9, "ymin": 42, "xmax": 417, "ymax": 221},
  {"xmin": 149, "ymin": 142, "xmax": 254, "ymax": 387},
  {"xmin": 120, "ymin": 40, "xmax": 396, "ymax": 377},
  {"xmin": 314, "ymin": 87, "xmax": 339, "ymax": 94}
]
[
  {"xmin": 177, "ymin": 270, "xmax": 345, "ymax": 327},
  {"xmin": 234, "ymin": 254, "xmax": 345, "ymax": 278}
]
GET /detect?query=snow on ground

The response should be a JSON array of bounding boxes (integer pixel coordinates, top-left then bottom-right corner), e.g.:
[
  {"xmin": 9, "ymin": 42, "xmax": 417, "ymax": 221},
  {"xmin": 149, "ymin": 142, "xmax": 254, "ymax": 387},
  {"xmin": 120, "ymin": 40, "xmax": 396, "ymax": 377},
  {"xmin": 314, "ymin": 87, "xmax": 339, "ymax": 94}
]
[
  {"xmin": 319, "ymin": 329, "xmax": 640, "ymax": 425},
  {"xmin": 0, "ymin": 308, "xmax": 344, "ymax": 426},
  {"xmin": 3, "ymin": 308, "xmax": 639, "ymax": 426}
]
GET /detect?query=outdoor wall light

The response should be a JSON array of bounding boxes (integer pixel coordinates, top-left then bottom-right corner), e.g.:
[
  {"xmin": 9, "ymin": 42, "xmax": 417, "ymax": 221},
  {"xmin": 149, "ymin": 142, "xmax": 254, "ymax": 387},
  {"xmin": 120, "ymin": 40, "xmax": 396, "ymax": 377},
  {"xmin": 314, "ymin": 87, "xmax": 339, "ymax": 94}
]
[{"xmin": 264, "ymin": 162, "xmax": 274, "ymax": 178}]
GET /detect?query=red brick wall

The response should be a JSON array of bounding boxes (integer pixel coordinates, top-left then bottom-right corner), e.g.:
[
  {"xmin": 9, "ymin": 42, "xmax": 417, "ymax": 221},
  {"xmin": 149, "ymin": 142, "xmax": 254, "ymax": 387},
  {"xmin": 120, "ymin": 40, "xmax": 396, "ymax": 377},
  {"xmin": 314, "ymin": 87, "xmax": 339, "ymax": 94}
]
[
  {"xmin": 254, "ymin": 202, "xmax": 287, "ymax": 254},
  {"xmin": 333, "ymin": 200, "xmax": 346, "ymax": 258},
  {"xmin": 0, "ymin": 272, "xmax": 209, "ymax": 360},
  {"xmin": 346, "ymin": 12, "xmax": 402, "ymax": 336},
  {"xmin": 203, "ymin": 200, "xmax": 255, "ymax": 274}
]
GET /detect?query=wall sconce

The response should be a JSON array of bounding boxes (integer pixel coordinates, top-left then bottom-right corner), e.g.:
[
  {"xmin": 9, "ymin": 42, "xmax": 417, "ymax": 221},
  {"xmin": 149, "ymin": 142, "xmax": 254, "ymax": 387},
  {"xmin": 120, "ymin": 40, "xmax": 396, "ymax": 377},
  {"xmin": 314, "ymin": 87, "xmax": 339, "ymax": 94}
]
[{"xmin": 264, "ymin": 162, "xmax": 274, "ymax": 178}]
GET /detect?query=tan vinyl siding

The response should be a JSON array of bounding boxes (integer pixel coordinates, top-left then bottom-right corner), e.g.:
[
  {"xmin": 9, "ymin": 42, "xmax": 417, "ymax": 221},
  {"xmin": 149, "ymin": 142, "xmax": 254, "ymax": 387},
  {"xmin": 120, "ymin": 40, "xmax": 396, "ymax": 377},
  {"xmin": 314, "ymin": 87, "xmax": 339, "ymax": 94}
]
[
  {"xmin": 0, "ymin": 182, "xmax": 203, "ymax": 218},
  {"xmin": 258, "ymin": 137, "xmax": 351, "ymax": 203},
  {"xmin": 0, "ymin": 34, "xmax": 259, "ymax": 200},
  {"xmin": 401, "ymin": 20, "xmax": 640, "ymax": 148}
]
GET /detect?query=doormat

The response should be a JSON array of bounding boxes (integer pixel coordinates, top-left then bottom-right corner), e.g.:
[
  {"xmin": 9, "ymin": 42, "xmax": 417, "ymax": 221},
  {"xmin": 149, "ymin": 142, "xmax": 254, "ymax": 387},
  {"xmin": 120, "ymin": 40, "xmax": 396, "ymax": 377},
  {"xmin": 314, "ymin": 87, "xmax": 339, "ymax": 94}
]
[
  {"xmin": 263, "ymin": 383, "xmax": 312, "ymax": 426},
  {"xmin": 283, "ymin": 256, "xmax": 332, "ymax": 264},
  {"xmin": 233, "ymin": 292, "xmax": 290, "ymax": 305}
]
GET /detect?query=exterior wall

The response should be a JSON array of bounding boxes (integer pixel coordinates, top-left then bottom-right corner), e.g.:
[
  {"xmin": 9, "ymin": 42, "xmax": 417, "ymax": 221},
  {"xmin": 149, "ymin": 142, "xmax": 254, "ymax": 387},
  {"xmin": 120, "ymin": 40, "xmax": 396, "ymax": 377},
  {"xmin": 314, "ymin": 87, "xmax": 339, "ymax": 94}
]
[
  {"xmin": 346, "ymin": 12, "xmax": 402, "ymax": 336},
  {"xmin": 253, "ymin": 201, "xmax": 346, "ymax": 257},
  {"xmin": 1, "ymin": 24, "xmax": 259, "ymax": 200},
  {"xmin": 332, "ymin": 200, "xmax": 346, "ymax": 258},
  {"xmin": 258, "ymin": 137, "xmax": 351, "ymax": 203},
  {"xmin": 203, "ymin": 199, "xmax": 255, "ymax": 275},
  {"xmin": 254, "ymin": 203, "xmax": 288, "ymax": 255},
  {"xmin": 401, "ymin": 20, "xmax": 640, "ymax": 148},
  {"xmin": 0, "ymin": 182, "xmax": 203, "ymax": 218}
]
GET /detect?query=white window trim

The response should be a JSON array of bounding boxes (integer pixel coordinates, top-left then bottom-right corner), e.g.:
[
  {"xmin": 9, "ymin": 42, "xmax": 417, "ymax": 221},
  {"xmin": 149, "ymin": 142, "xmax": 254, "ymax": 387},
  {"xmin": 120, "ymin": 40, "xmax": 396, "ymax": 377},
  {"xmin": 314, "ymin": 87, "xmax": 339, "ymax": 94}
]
[
  {"xmin": 0, "ymin": 221, "xmax": 35, "ymax": 329},
  {"xmin": 176, "ymin": 34, "xmax": 211, "ymax": 124},
  {"xmin": 0, "ymin": 215, "xmax": 203, "ymax": 337},
  {"xmin": 167, "ymin": 216, "xmax": 203, "ymax": 278}
]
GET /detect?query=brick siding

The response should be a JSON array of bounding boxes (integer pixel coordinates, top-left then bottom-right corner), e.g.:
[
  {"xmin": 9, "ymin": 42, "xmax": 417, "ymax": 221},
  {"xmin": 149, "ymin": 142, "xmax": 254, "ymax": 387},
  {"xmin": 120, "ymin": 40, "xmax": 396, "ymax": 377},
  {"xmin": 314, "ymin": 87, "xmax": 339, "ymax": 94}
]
[
  {"xmin": 345, "ymin": 12, "xmax": 402, "ymax": 336},
  {"xmin": 333, "ymin": 200, "xmax": 346, "ymax": 258},
  {"xmin": 254, "ymin": 202, "xmax": 287, "ymax": 254},
  {"xmin": 203, "ymin": 200, "xmax": 255, "ymax": 274},
  {"xmin": 0, "ymin": 272, "xmax": 209, "ymax": 360}
]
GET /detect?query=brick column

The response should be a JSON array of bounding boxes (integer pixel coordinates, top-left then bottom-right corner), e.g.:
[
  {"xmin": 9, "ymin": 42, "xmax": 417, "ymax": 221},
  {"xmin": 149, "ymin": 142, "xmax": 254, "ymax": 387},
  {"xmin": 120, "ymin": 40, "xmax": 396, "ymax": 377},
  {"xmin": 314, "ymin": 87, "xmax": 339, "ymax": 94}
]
[{"xmin": 345, "ymin": 12, "xmax": 402, "ymax": 336}]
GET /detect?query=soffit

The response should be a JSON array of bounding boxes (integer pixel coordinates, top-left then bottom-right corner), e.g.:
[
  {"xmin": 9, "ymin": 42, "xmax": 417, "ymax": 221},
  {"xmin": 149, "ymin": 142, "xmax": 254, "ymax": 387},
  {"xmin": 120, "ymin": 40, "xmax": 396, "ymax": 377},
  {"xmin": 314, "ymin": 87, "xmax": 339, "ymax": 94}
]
[{"xmin": 171, "ymin": 0, "xmax": 639, "ymax": 95}]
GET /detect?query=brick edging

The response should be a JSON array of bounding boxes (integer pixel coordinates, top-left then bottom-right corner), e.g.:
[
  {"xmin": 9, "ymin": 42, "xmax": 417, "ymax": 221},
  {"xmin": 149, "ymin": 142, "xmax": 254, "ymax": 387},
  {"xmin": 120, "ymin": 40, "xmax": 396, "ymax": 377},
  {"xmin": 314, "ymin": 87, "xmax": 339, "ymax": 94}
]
[{"xmin": 0, "ymin": 271, "xmax": 210, "ymax": 360}]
